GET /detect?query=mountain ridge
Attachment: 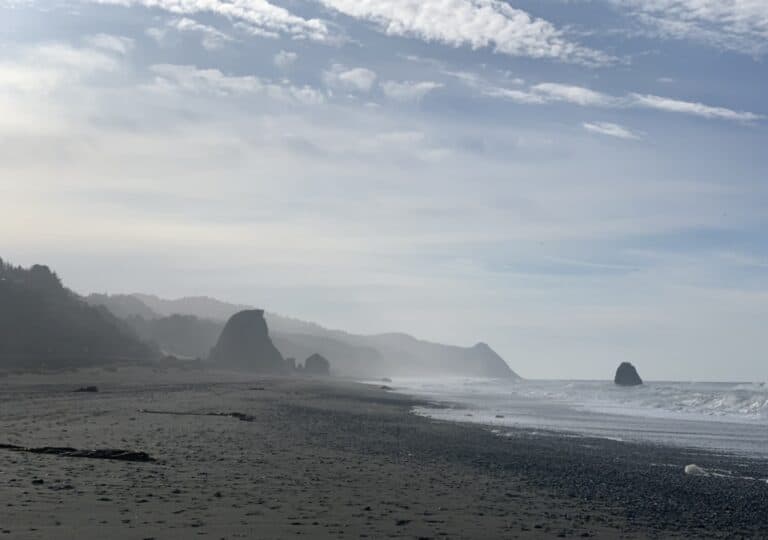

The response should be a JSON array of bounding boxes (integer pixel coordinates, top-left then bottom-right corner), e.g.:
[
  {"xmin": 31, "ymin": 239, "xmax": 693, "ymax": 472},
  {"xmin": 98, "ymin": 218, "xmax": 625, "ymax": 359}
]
[{"xmin": 86, "ymin": 292, "xmax": 519, "ymax": 379}]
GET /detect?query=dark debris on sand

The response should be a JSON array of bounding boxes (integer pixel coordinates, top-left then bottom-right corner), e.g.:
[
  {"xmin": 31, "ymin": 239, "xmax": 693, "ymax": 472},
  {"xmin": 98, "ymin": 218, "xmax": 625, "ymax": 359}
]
[
  {"xmin": 0, "ymin": 443, "xmax": 154, "ymax": 462},
  {"xmin": 139, "ymin": 409, "xmax": 256, "ymax": 422}
]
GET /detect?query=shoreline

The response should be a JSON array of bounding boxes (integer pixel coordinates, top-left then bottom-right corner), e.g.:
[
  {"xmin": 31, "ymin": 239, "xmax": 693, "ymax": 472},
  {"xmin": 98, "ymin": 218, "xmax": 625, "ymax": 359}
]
[
  {"xmin": 395, "ymin": 377, "xmax": 768, "ymax": 461},
  {"xmin": 2, "ymin": 369, "xmax": 767, "ymax": 538},
  {"xmin": 411, "ymin": 398, "xmax": 768, "ymax": 461}
]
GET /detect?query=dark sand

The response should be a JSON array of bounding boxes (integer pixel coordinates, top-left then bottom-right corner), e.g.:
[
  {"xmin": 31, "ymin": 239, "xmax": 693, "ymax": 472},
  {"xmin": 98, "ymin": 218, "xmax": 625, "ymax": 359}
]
[{"xmin": 1, "ymin": 368, "xmax": 767, "ymax": 539}]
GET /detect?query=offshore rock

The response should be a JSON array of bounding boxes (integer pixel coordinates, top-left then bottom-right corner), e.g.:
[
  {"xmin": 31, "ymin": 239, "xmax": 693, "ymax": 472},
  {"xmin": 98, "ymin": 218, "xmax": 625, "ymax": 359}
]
[
  {"xmin": 208, "ymin": 310, "xmax": 285, "ymax": 373},
  {"xmin": 304, "ymin": 353, "xmax": 331, "ymax": 376},
  {"xmin": 614, "ymin": 362, "xmax": 643, "ymax": 386}
]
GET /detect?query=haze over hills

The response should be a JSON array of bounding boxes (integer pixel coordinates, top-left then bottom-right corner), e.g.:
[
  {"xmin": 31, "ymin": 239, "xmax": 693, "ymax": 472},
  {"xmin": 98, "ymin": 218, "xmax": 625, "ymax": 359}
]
[
  {"xmin": 132, "ymin": 294, "xmax": 252, "ymax": 322},
  {"xmin": 86, "ymin": 293, "xmax": 519, "ymax": 379},
  {"xmin": 0, "ymin": 258, "xmax": 517, "ymax": 379},
  {"xmin": 0, "ymin": 259, "xmax": 156, "ymax": 369}
]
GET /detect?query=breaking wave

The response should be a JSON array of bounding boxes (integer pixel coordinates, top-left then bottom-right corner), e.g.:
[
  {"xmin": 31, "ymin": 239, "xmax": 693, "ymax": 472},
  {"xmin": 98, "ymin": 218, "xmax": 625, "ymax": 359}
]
[{"xmin": 513, "ymin": 380, "xmax": 768, "ymax": 421}]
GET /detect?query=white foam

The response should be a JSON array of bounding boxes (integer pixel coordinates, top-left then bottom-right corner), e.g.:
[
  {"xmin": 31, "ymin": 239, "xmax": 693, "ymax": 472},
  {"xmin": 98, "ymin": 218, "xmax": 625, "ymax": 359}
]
[{"xmin": 394, "ymin": 377, "xmax": 768, "ymax": 458}]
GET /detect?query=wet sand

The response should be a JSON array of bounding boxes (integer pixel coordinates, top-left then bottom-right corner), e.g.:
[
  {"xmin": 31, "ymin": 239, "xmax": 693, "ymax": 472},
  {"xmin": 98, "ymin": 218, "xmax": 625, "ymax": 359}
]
[{"xmin": 1, "ymin": 368, "xmax": 767, "ymax": 539}]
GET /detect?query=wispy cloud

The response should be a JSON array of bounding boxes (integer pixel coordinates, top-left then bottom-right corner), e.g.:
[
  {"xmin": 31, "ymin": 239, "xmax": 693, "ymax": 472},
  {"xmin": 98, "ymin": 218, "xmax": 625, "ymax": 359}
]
[
  {"xmin": 323, "ymin": 64, "xmax": 377, "ymax": 93},
  {"xmin": 168, "ymin": 17, "xmax": 234, "ymax": 50},
  {"xmin": 613, "ymin": 0, "xmax": 768, "ymax": 55},
  {"xmin": 532, "ymin": 83, "xmax": 617, "ymax": 107},
  {"xmin": 274, "ymin": 50, "xmax": 298, "ymax": 70},
  {"xmin": 380, "ymin": 80, "xmax": 442, "ymax": 102},
  {"xmin": 92, "ymin": 0, "xmax": 331, "ymax": 42},
  {"xmin": 148, "ymin": 64, "xmax": 325, "ymax": 105},
  {"xmin": 482, "ymin": 86, "xmax": 546, "ymax": 104},
  {"xmin": 467, "ymin": 76, "xmax": 762, "ymax": 123},
  {"xmin": 84, "ymin": 33, "xmax": 135, "ymax": 55},
  {"xmin": 583, "ymin": 121, "xmax": 641, "ymax": 140},
  {"xmin": 0, "ymin": 43, "xmax": 119, "ymax": 93},
  {"xmin": 315, "ymin": 0, "xmax": 614, "ymax": 65},
  {"xmin": 630, "ymin": 93, "xmax": 762, "ymax": 122}
]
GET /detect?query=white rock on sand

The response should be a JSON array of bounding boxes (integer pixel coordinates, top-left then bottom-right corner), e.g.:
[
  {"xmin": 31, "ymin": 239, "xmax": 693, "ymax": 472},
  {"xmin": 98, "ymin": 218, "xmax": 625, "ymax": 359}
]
[{"xmin": 684, "ymin": 464, "xmax": 709, "ymax": 476}]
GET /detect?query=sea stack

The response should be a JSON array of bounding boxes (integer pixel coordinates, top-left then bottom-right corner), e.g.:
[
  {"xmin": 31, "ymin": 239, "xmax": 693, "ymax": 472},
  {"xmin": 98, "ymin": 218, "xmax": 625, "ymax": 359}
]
[
  {"xmin": 304, "ymin": 353, "xmax": 331, "ymax": 376},
  {"xmin": 209, "ymin": 310, "xmax": 285, "ymax": 372},
  {"xmin": 614, "ymin": 362, "xmax": 643, "ymax": 386}
]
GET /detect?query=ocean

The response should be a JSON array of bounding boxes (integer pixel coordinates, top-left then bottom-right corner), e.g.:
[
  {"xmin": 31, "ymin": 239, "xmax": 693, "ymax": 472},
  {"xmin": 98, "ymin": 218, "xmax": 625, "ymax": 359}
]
[{"xmin": 386, "ymin": 378, "xmax": 768, "ymax": 459}]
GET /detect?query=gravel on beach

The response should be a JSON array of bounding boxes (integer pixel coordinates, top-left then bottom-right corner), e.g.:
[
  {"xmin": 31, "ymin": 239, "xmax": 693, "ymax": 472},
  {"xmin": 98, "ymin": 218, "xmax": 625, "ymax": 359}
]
[{"xmin": 1, "ymin": 368, "xmax": 766, "ymax": 539}]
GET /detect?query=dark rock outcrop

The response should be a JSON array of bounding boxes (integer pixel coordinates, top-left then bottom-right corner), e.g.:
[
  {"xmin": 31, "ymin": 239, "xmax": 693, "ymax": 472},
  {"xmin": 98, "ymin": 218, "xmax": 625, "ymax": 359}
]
[
  {"xmin": 304, "ymin": 353, "xmax": 331, "ymax": 376},
  {"xmin": 208, "ymin": 310, "xmax": 285, "ymax": 372},
  {"xmin": 614, "ymin": 362, "xmax": 643, "ymax": 386}
]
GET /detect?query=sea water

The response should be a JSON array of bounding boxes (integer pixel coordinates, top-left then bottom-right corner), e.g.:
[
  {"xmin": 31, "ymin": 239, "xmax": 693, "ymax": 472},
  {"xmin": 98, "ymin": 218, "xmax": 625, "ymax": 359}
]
[{"xmin": 387, "ymin": 378, "xmax": 768, "ymax": 458}]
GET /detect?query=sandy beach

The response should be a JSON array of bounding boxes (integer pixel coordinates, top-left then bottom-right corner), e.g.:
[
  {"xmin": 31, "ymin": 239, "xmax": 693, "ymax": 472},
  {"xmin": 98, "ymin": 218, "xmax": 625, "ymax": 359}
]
[{"xmin": 1, "ymin": 368, "xmax": 767, "ymax": 539}]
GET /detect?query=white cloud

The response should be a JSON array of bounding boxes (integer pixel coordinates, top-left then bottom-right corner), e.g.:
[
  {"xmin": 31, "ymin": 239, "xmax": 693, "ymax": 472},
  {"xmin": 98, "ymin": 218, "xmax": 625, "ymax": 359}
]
[
  {"xmin": 289, "ymin": 85, "xmax": 326, "ymax": 106},
  {"xmin": 481, "ymin": 86, "xmax": 546, "ymax": 104},
  {"xmin": 583, "ymin": 121, "xmax": 641, "ymax": 140},
  {"xmin": 466, "ymin": 75, "xmax": 762, "ymax": 123},
  {"xmin": 323, "ymin": 64, "xmax": 377, "ymax": 93},
  {"xmin": 145, "ymin": 27, "xmax": 167, "ymax": 43},
  {"xmin": 232, "ymin": 21, "xmax": 279, "ymax": 39},
  {"xmin": 315, "ymin": 0, "xmax": 613, "ymax": 65},
  {"xmin": 169, "ymin": 17, "xmax": 234, "ymax": 50},
  {"xmin": 92, "ymin": 0, "xmax": 331, "ymax": 42},
  {"xmin": 532, "ymin": 83, "xmax": 617, "ymax": 107},
  {"xmin": 630, "ymin": 93, "xmax": 762, "ymax": 122},
  {"xmin": 84, "ymin": 33, "xmax": 135, "ymax": 55},
  {"xmin": 614, "ymin": 0, "xmax": 768, "ymax": 55},
  {"xmin": 150, "ymin": 64, "xmax": 261, "ymax": 95},
  {"xmin": 274, "ymin": 50, "xmax": 298, "ymax": 69},
  {"xmin": 149, "ymin": 64, "xmax": 325, "ymax": 104},
  {"xmin": 0, "ymin": 43, "xmax": 119, "ymax": 93},
  {"xmin": 380, "ymin": 80, "xmax": 442, "ymax": 101}
]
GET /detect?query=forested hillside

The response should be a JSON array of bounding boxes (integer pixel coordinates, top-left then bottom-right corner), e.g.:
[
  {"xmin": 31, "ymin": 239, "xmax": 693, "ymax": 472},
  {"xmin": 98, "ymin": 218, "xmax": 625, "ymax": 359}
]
[{"xmin": 0, "ymin": 259, "xmax": 156, "ymax": 369}]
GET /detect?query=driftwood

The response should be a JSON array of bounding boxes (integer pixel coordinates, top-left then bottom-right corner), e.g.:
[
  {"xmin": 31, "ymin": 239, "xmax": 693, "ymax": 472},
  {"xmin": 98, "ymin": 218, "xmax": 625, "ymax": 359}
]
[
  {"xmin": 0, "ymin": 443, "xmax": 153, "ymax": 462},
  {"xmin": 140, "ymin": 409, "xmax": 256, "ymax": 422}
]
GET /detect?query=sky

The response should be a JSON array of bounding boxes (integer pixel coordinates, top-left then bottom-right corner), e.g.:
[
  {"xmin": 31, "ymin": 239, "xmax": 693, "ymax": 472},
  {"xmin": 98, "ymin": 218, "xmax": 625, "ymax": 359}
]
[{"xmin": 1, "ymin": 0, "xmax": 767, "ymax": 380}]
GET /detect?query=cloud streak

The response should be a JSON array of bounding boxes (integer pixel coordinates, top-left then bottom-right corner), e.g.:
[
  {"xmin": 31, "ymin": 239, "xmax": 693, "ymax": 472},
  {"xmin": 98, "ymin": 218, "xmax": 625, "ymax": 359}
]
[
  {"xmin": 323, "ymin": 65, "xmax": 377, "ymax": 93},
  {"xmin": 614, "ymin": 0, "xmax": 768, "ymax": 55},
  {"xmin": 476, "ymin": 79, "xmax": 762, "ymax": 123},
  {"xmin": 380, "ymin": 80, "xmax": 442, "ymax": 101},
  {"xmin": 630, "ymin": 93, "xmax": 762, "ymax": 122},
  {"xmin": 168, "ymin": 17, "xmax": 234, "ymax": 50},
  {"xmin": 93, "ymin": 0, "xmax": 331, "ymax": 42},
  {"xmin": 84, "ymin": 33, "xmax": 135, "ymax": 55},
  {"xmin": 149, "ymin": 64, "xmax": 325, "ymax": 104},
  {"xmin": 316, "ymin": 0, "xmax": 613, "ymax": 65},
  {"xmin": 583, "ymin": 121, "xmax": 641, "ymax": 140}
]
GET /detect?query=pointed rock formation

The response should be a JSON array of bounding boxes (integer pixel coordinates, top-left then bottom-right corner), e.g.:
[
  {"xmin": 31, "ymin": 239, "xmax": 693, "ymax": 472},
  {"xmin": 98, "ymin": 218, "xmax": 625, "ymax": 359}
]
[
  {"xmin": 208, "ymin": 310, "xmax": 285, "ymax": 372},
  {"xmin": 614, "ymin": 362, "xmax": 643, "ymax": 386},
  {"xmin": 304, "ymin": 353, "xmax": 330, "ymax": 376}
]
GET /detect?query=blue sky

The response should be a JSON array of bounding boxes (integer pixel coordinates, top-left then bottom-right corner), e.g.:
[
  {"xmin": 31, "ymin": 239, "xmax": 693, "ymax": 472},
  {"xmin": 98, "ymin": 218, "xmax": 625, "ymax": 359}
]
[{"xmin": 1, "ymin": 0, "xmax": 767, "ymax": 380}]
